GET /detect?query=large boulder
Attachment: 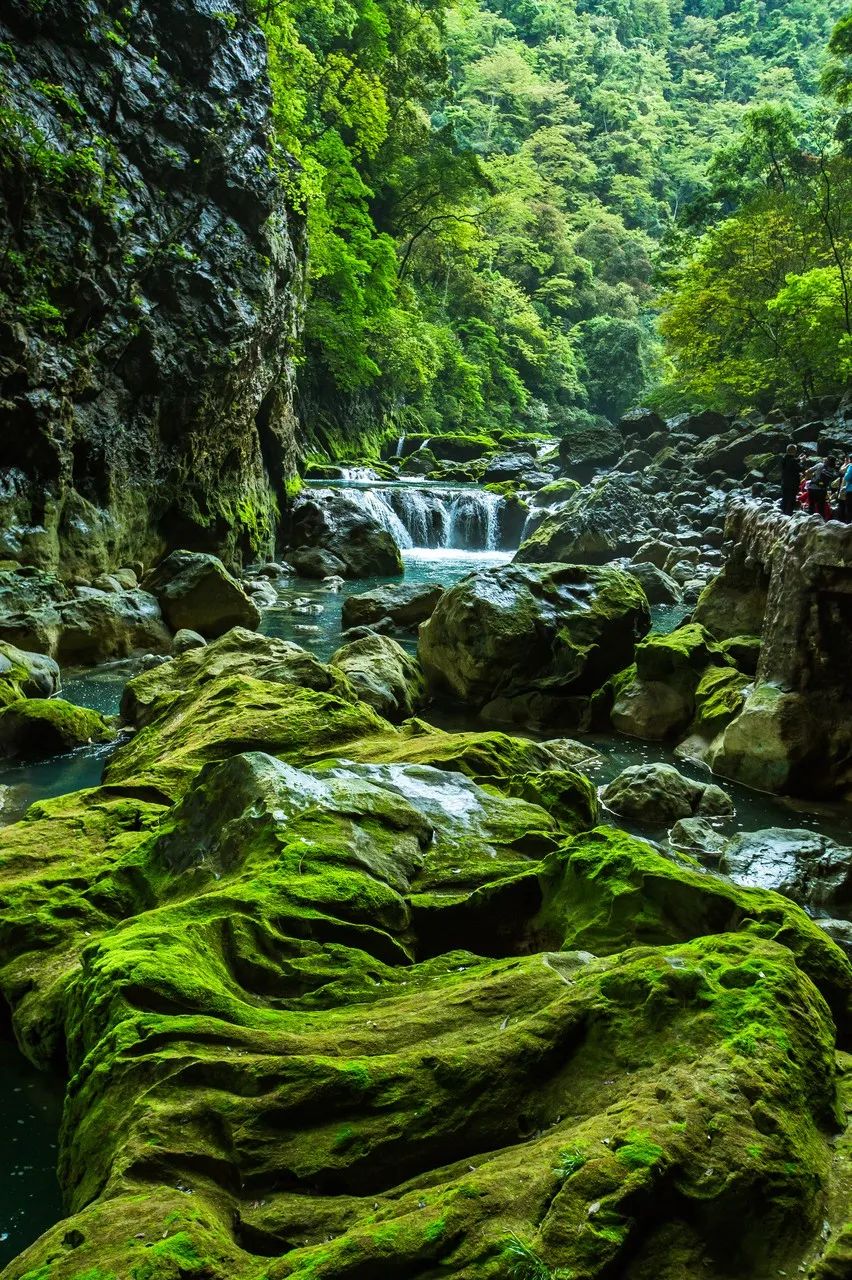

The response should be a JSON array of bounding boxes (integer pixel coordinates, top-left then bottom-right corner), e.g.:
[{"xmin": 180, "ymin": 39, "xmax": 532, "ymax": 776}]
[
  {"xmin": 721, "ymin": 828, "xmax": 852, "ymax": 913},
  {"xmin": 55, "ymin": 589, "xmax": 172, "ymax": 664},
  {"xmin": 419, "ymin": 561, "xmax": 650, "ymax": 729},
  {"xmin": 516, "ymin": 474, "xmax": 673, "ymax": 566},
  {"xmin": 288, "ymin": 489, "xmax": 404, "ymax": 578},
  {"xmin": 601, "ymin": 762, "xmax": 734, "ymax": 826},
  {"xmin": 557, "ymin": 417, "xmax": 623, "ymax": 473},
  {"xmin": 667, "ymin": 409, "xmax": 730, "ymax": 441},
  {"xmin": 1, "ymin": 656, "xmax": 851, "ymax": 1279},
  {"xmin": 0, "ymin": 697, "xmax": 114, "ymax": 759},
  {"xmin": 609, "ymin": 624, "xmax": 734, "ymax": 741},
  {"xmin": 143, "ymin": 550, "xmax": 261, "ymax": 638},
  {"xmin": 0, "ymin": 640, "xmax": 60, "ymax": 702},
  {"xmin": 618, "ymin": 407, "xmax": 666, "ymax": 438},
  {"xmin": 331, "ymin": 634, "xmax": 426, "ymax": 722},
  {"xmin": 625, "ymin": 560, "xmax": 682, "ymax": 604},
  {"xmin": 342, "ymin": 581, "xmax": 444, "ymax": 632},
  {"xmin": 120, "ymin": 627, "xmax": 354, "ymax": 727}
]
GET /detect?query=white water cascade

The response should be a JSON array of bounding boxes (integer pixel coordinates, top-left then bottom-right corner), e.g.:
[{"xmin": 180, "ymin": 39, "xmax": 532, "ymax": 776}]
[{"xmin": 346, "ymin": 485, "xmax": 505, "ymax": 552}]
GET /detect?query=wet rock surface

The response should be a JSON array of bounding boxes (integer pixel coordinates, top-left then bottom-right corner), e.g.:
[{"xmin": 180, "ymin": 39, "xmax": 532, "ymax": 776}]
[
  {"xmin": 419, "ymin": 560, "xmax": 650, "ymax": 730},
  {"xmin": 287, "ymin": 489, "xmax": 405, "ymax": 578},
  {"xmin": 0, "ymin": 0, "xmax": 304, "ymax": 577}
]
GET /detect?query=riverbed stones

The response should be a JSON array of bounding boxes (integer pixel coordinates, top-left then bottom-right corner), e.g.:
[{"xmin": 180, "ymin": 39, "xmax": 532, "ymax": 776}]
[
  {"xmin": 341, "ymin": 581, "xmax": 445, "ymax": 632},
  {"xmin": 601, "ymin": 762, "xmax": 734, "ymax": 826},
  {"xmin": 143, "ymin": 549, "xmax": 261, "ymax": 638},
  {"xmin": 516, "ymin": 473, "xmax": 672, "ymax": 565},
  {"xmin": 288, "ymin": 489, "xmax": 404, "ymax": 578},
  {"xmin": 330, "ymin": 634, "xmax": 426, "ymax": 721},
  {"xmin": 418, "ymin": 561, "xmax": 650, "ymax": 729}
]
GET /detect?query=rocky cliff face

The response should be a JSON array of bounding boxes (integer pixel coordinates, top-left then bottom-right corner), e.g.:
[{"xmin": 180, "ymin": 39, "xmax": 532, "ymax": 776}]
[
  {"xmin": 0, "ymin": 0, "xmax": 304, "ymax": 577},
  {"xmin": 699, "ymin": 500, "xmax": 852, "ymax": 796}
]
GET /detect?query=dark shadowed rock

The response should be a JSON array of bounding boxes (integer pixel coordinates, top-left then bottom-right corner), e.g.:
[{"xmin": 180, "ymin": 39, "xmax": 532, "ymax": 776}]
[
  {"xmin": 143, "ymin": 550, "xmax": 261, "ymax": 638},
  {"xmin": 602, "ymin": 762, "xmax": 733, "ymax": 826},
  {"xmin": 419, "ymin": 561, "xmax": 649, "ymax": 729},
  {"xmin": 342, "ymin": 582, "xmax": 444, "ymax": 632},
  {"xmin": 288, "ymin": 490, "xmax": 404, "ymax": 578}
]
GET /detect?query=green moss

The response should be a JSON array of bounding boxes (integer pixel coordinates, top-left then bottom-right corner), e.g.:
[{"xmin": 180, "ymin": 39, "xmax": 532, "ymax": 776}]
[
  {"xmin": 691, "ymin": 664, "xmax": 750, "ymax": 735},
  {"xmin": 0, "ymin": 697, "xmax": 114, "ymax": 758},
  {"xmin": 614, "ymin": 1129, "xmax": 664, "ymax": 1170}
]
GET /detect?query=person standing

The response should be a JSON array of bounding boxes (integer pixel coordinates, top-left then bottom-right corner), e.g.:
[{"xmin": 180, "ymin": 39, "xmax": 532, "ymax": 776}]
[
  {"xmin": 839, "ymin": 452, "xmax": 852, "ymax": 522},
  {"xmin": 780, "ymin": 444, "xmax": 801, "ymax": 515},
  {"xmin": 807, "ymin": 455, "xmax": 838, "ymax": 518}
]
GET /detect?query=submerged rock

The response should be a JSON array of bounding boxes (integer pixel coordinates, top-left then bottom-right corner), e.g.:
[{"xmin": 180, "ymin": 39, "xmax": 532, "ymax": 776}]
[
  {"xmin": 331, "ymin": 634, "xmax": 426, "ymax": 722},
  {"xmin": 419, "ymin": 560, "xmax": 650, "ymax": 729},
  {"xmin": 601, "ymin": 762, "xmax": 734, "ymax": 826},
  {"xmin": 143, "ymin": 549, "xmax": 261, "ymax": 638}
]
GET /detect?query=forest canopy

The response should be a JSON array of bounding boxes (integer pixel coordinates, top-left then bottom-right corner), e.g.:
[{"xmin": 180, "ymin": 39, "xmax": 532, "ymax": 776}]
[{"xmin": 252, "ymin": 0, "xmax": 851, "ymax": 437}]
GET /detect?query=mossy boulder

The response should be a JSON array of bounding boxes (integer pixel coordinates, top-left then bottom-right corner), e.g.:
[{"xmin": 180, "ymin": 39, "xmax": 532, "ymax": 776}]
[
  {"xmin": 516, "ymin": 472, "xmax": 671, "ymax": 565},
  {"xmin": 106, "ymin": 672, "xmax": 391, "ymax": 800},
  {"xmin": 143, "ymin": 549, "xmax": 261, "ymax": 637},
  {"xmin": 601, "ymin": 762, "xmax": 733, "ymax": 827},
  {"xmin": 0, "ymin": 697, "xmax": 114, "ymax": 759},
  {"xmin": 0, "ymin": 640, "xmax": 60, "ymax": 703},
  {"xmin": 120, "ymin": 627, "xmax": 353, "ymax": 727},
  {"xmin": 419, "ymin": 561, "xmax": 650, "ymax": 731},
  {"xmin": 330, "ymin": 634, "xmax": 426, "ymax": 722},
  {"xmin": 708, "ymin": 684, "xmax": 826, "ymax": 795},
  {"xmin": 2, "ymin": 661, "xmax": 852, "ymax": 1279},
  {"xmin": 610, "ymin": 624, "xmax": 735, "ymax": 740}
]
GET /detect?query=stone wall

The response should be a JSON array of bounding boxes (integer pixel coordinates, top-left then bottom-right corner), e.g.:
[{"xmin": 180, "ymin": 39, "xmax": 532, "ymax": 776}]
[
  {"xmin": 0, "ymin": 0, "xmax": 305, "ymax": 577},
  {"xmin": 701, "ymin": 500, "xmax": 852, "ymax": 796}
]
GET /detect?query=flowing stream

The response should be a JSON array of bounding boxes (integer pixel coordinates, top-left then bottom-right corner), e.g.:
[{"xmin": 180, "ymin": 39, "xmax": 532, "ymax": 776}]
[{"xmin": 1, "ymin": 477, "xmax": 851, "ymax": 1264}]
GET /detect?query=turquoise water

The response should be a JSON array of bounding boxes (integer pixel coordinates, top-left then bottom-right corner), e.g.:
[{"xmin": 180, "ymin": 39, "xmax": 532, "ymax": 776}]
[
  {"xmin": 261, "ymin": 547, "xmax": 510, "ymax": 660},
  {"xmin": 0, "ymin": 1041, "xmax": 63, "ymax": 1268}
]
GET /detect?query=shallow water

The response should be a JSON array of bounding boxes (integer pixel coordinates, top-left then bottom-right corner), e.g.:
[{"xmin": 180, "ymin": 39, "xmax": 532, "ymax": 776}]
[
  {"xmin": 261, "ymin": 547, "xmax": 510, "ymax": 660},
  {"xmin": 0, "ymin": 1041, "xmax": 63, "ymax": 1268}
]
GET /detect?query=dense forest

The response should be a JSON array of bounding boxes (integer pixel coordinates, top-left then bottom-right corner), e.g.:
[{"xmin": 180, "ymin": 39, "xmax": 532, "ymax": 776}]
[{"xmin": 255, "ymin": 0, "xmax": 850, "ymax": 446}]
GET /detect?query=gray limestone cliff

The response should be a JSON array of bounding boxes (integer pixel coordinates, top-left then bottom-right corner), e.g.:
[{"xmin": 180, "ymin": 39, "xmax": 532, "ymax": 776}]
[{"xmin": 0, "ymin": 0, "xmax": 304, "ymax": 576}]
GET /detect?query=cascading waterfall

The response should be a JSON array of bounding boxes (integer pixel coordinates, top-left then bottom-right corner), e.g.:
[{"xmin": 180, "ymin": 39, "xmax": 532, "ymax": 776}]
[{"xmin": 332, "ymin": 483, "xmax": 507, "ymax": 552}]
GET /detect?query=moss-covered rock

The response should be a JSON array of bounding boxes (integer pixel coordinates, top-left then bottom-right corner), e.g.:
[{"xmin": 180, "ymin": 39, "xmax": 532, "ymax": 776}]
[
  {"xmin": 330, "ymin": 634, "xmax": 426, "ymax": 722},
  {"xmin": 0, "ymin": 697, "xmax": 114, "ymax": 759},
  {"xmin": 610, "ymin": 624, "xmax": 736, "ymax": 741},
  {"xmin": 0, "ymin": 640, "xmax": 60, "ymax": 704},
  {"xmin": 120, "ymin": 627, "xmax": 354, "ymax": 727},
  {"xmin": 419, "ymin": 561, "xmax": 650, "ymax": 730},
  {"xmin": 2, "ymin": 661, "xmax": 852, "ymax": 1280},
  {"xmin": 106, "ymin": 673, "xmax": 391, "ymax": 800}
]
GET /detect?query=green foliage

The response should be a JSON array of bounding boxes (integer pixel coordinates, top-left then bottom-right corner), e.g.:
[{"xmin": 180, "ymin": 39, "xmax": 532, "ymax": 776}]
[{"xmin": 255, "ymin": 0, "xmax": 846, "ymax": 439}]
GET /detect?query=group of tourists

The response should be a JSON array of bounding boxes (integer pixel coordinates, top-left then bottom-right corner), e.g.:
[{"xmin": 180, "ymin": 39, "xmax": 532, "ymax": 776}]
[{"xmin": 781, "ymin": 445, "xmax": 852, "ymax": 521}]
